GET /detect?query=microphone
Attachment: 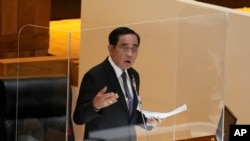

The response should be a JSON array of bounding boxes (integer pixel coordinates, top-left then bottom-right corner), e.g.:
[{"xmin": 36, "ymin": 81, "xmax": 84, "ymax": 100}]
[
  {"xmin": 131, "ymin": 75, "xmax": 150, "ymax": 141},
  {"xmin": 131, "ymin": 76, "xmax": 142, "ymax": 106}
]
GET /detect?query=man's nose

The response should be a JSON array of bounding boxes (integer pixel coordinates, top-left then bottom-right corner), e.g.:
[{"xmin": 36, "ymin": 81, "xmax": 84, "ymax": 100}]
[{"xmin": 126, "ymin": 50, "xmax": 133, "ymax": 56}]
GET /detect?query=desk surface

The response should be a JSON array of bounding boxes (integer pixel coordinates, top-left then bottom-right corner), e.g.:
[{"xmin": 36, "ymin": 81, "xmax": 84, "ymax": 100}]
[{"xmin": 176, "ymin": 135, "xmax": 216, "ymax": 141}]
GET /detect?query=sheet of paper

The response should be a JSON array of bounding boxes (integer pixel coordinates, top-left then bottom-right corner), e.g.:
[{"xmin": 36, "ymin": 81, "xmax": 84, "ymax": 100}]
[{"xmin": 141, "ymin": 104, "xmax": 187, "ymax": 119}]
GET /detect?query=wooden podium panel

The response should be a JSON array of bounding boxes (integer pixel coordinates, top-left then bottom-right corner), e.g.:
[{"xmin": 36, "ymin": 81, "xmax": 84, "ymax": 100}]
[
  {"xmin": 0, "ymin": 56, "xmax": 79, "ymax": 86},
  {"xmin": 176, "ymin": 135, "xmax": 216, "ymax": 141}
]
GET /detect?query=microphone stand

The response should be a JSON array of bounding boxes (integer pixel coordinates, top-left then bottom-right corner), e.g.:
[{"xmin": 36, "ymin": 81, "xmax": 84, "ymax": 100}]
[{"xmin": 132, "ymin": 75, "xmax": 150, "ymax": 141}]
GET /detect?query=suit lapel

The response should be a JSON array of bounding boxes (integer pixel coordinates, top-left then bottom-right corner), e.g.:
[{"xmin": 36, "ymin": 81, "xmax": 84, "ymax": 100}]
[{"xmin": 103, "ymin": 59, "xmax": 130, "ymax": 115}]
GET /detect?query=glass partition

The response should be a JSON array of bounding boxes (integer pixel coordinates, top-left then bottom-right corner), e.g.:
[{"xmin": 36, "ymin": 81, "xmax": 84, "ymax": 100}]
[
  {"xmin": 79, "ymin": 12, "xmax": 227, "ymax": 141},
  {"xmin": 174, "ymin": 12, "xmax": 227, "ymax": 140},
  {"xmin": 14, "ymin": 25, "xmax": 79, "ymax": 141}
]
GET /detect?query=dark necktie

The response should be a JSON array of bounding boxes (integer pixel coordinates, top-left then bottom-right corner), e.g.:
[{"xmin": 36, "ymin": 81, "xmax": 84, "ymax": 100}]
[{"xmin": 121, "ymin": 72, "xmax": 133, "ymax": 115}]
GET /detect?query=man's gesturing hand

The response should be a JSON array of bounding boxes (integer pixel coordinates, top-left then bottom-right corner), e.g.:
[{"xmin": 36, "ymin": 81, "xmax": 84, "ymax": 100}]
[{"xmin": 93, "ymin": 86, "xmax": 119, "ymax": 110}]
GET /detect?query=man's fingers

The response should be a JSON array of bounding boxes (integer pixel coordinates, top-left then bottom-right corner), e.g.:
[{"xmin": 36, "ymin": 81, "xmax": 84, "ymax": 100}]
[
  {"xmin": 101, "ymin": 86, "xmax": 107, "ymax": 93},
  {"xmin": 102, "ymin": 93, "xmax": 119, "ymax": 108},
  {"xmin": 147, "ymin": 117, "xmax": 163, "ymax": 127},
  {"xmin": 107, "ymin": 96, "xmax": 118, "ymax": 104},
  {"xmin": 97, "ymin": 86, "xmax": 107, "ymax": 96},
  {"xmin": 95, "ymin": 86, "xmax": 119, "ymax": 108}
]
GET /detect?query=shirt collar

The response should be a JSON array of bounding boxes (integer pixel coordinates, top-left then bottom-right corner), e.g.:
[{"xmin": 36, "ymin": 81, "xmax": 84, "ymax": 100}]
[{"xmin": 108, "ymin": 56, "xmax": 127, "ymax": 78}]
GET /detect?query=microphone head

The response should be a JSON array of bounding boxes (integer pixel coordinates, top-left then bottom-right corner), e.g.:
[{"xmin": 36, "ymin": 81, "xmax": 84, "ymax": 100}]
[{"xmin": 131, "ymin": 75, "xmax": 137, "ymax": 90}]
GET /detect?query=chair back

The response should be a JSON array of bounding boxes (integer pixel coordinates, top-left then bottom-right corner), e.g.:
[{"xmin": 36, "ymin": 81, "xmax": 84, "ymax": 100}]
[{"xmin": 0, "ymin": 76, "xmax": 75, "ymax": 141}]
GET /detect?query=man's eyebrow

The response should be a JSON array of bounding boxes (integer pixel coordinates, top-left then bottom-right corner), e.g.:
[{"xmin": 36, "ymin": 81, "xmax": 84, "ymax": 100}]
[
  {"xmin": 121, "ymin": 43, "xmax": 129, "ymax": 46},
  {"xmin": 133, "ymin": 43, "xmax": 139, "ymax": 47},
  {"xmin": 120, "ymin": 43, "xmax": 138, "ymax": 47}
]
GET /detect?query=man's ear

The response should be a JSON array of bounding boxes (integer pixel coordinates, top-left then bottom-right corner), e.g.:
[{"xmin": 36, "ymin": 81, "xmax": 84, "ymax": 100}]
[{"xmin": 108, "ymin": 45, "xmax": 113, "ymax": 51}]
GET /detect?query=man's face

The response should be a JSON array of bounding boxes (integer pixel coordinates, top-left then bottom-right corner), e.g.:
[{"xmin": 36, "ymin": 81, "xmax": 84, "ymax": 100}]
[{"xmin": 109, "ymin": 34, "xmax": 139, "ymax": 70}]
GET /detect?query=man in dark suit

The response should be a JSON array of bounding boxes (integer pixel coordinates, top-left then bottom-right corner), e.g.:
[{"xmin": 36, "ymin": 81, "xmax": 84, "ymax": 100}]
[{"xmin": 73, "ymin": 27, "xmax": 162, "ymax": 141}]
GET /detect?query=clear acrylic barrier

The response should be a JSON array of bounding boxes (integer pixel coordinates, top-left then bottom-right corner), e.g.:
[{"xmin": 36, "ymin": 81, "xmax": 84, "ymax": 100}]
[
  {"xmin": 175, "ymin": 12, "xmax": 227, "ymax": 138},
  {"xmin": 79, "ymin": 12, "xmax": 227, "ymax": 141},
  {"xmin": 14, "ymin": 25, "xmax": 79, "ymax": 141}
]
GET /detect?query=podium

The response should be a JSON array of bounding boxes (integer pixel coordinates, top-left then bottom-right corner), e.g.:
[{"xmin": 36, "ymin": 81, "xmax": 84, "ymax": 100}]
[{"xmin": 176, "ymin": 135, "xmax": 216, "ymax": 141}]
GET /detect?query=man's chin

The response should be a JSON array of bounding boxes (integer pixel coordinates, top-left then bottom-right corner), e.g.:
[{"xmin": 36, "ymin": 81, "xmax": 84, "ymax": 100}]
[{"xmin": 124, "ymin": 66, "xmax": 132, "ymax": 70}]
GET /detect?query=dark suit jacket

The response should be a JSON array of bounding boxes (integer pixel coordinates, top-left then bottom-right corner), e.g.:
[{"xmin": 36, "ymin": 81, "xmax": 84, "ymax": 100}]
[{"xmin": 73, "ymin": 57, "xmax": 151, "ymax": 141}]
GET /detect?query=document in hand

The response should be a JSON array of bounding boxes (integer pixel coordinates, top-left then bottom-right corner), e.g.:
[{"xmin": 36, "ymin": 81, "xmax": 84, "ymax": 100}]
[{"xmin": 141, "ymin": 104, "xmax": 187, "ymax": 119}]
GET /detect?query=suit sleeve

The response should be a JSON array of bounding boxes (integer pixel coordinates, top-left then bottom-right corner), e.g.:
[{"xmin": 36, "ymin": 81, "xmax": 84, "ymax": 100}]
[{"xmin": 73, "ymin": 72, "xmax": 101, "ymax": 125}]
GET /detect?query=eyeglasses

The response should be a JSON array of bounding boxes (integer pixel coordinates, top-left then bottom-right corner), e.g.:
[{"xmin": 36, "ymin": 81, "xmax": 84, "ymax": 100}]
[{"xmin": 119, "ymin": 45, "xmax": 138, "ymax": 53}]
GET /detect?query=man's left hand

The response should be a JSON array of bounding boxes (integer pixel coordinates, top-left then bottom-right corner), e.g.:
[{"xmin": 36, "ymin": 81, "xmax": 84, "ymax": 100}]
[{"xmin": 147, "ymin": 117, "xmax": 164, "ymax": 127}]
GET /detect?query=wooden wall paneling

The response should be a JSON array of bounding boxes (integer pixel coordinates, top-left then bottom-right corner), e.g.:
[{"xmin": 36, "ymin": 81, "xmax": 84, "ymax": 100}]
[
  {"xmin": 0, "ymin": 0, "xmax": 18, "ymax": 34},
  {"xmin": 34, "ymin": 0, "xmax": 51, "ymax": 30},
  {"xmin": 32, "ymin": 0, "xmax": 51, "ymax": 56},
  {"xmin": 0, "ymin": 0, "xmax": 51, "ymax": 59},
  {"xmin": 18, "ymin": 0, "xmax": 36, "ymax": 34},
  {"xmin": 50, "ymin": 0, "xmax": 81, "ymax": 20}
]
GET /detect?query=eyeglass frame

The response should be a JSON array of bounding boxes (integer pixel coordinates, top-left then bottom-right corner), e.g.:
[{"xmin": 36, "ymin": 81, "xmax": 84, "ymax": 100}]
[{"xmin": 118, "ymin": 44, "xmax": 139, "ymax": 53}]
